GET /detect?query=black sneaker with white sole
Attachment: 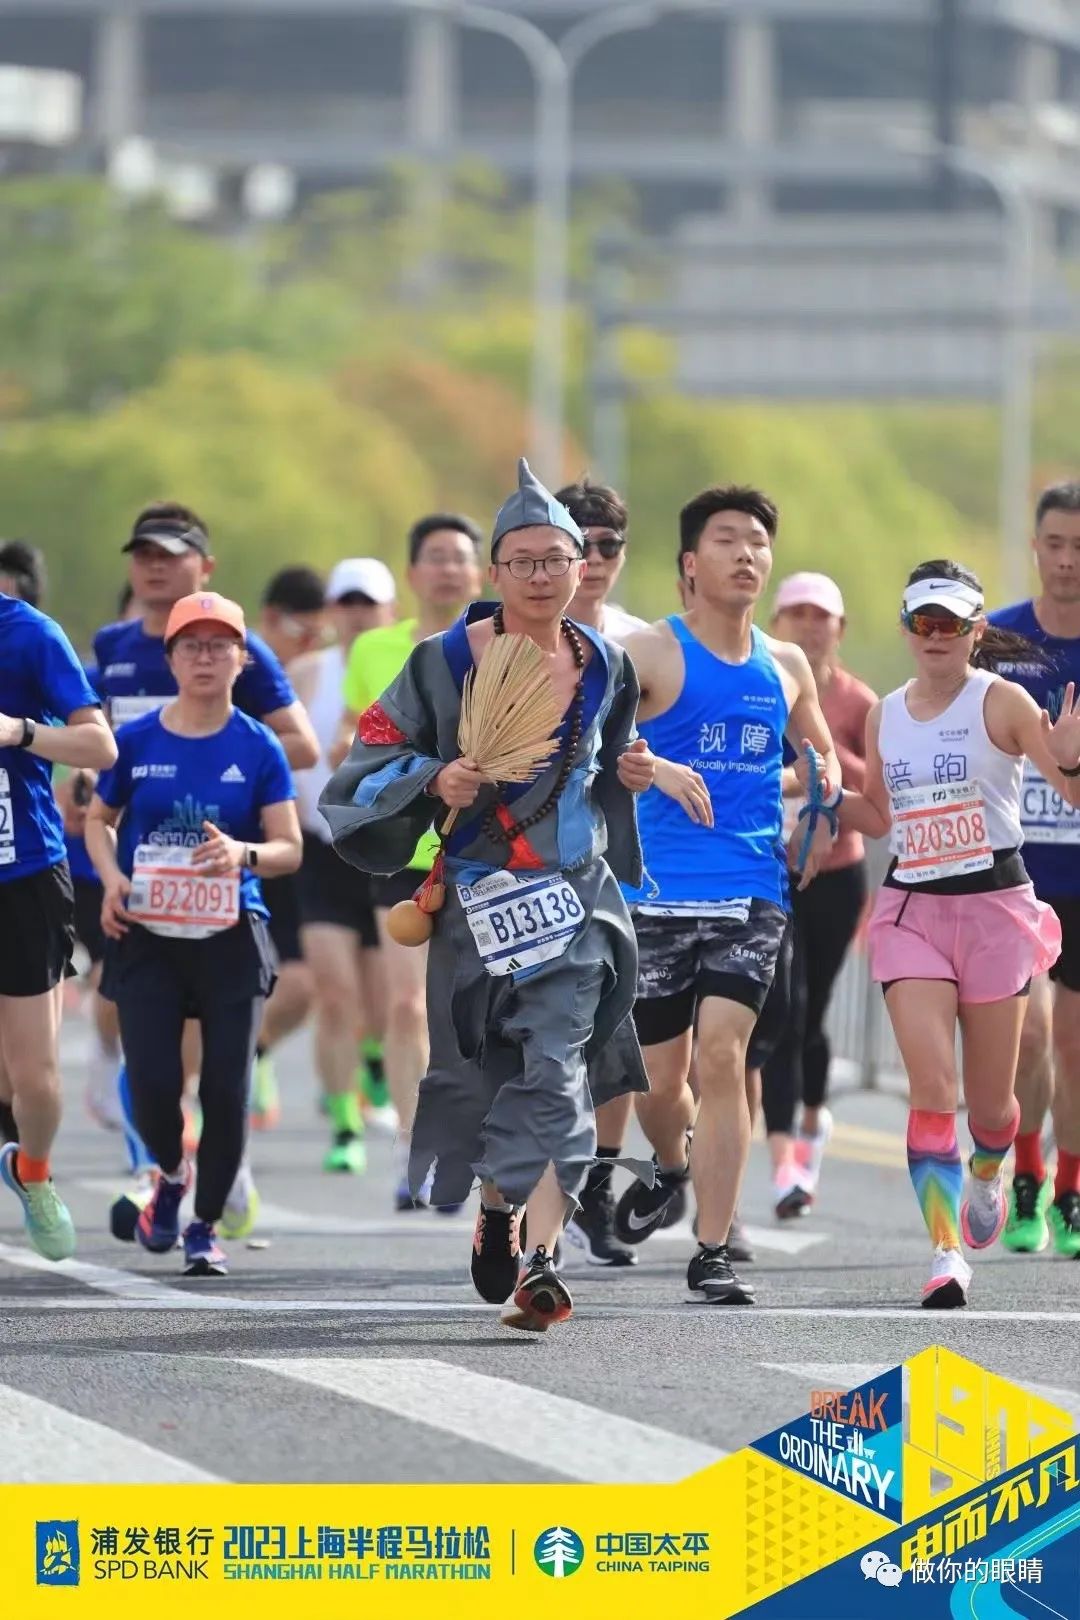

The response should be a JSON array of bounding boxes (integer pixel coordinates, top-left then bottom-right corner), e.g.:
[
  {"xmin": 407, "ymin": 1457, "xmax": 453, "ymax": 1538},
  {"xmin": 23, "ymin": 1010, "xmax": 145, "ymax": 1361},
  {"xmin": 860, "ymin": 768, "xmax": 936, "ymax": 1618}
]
[
  {"xmin": 614, "ymin": 1158, "xmax": 691, "ymax": 1245},
  {"xmin": 565, "ymin": 1162, "xmax": 637, "ymax": 1266},
  {"xmin": 687, "ymin": 1243, "xmax": 755, "ymax": 1304}
]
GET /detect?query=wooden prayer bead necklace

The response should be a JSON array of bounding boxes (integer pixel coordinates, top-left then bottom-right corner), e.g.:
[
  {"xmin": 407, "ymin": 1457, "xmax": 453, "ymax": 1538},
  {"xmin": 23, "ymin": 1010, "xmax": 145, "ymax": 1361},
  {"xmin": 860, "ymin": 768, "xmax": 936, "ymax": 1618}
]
[{"xmin": 483, "ymin": 604, "xmax": 585, "ymax": 845}]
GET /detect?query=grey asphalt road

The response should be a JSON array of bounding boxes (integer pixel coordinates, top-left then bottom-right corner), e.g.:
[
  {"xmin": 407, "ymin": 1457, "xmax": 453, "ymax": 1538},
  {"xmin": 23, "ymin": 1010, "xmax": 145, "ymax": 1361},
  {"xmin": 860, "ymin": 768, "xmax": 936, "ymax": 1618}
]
[{"xmin": 2, "ymin": 1019, "xmax": 1079, "ymax": 1485}]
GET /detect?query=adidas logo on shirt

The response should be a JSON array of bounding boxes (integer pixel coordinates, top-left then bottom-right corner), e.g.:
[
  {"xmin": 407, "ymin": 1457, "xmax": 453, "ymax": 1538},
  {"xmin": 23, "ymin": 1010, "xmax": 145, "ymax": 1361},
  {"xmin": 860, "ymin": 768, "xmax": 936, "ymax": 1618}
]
[{"xmin": 220, "ymin": 764, "xmax": 246, "ymax": 784}]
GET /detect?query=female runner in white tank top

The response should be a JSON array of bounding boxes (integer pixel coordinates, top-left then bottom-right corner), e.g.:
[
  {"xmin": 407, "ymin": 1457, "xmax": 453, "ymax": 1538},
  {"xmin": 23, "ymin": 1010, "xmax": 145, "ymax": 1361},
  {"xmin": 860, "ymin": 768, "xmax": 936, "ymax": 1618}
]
[{"xmin": 832, "ymin": 560, "xmax": 1080, "ymax": 1308}]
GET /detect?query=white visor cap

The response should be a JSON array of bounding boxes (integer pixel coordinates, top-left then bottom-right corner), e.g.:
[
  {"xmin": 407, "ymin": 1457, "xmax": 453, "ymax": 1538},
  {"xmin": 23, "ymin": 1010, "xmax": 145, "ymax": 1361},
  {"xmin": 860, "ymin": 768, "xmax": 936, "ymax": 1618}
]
[{"xmin": 902, "ymin": 577, "xmax": 984, "ymax": 620}]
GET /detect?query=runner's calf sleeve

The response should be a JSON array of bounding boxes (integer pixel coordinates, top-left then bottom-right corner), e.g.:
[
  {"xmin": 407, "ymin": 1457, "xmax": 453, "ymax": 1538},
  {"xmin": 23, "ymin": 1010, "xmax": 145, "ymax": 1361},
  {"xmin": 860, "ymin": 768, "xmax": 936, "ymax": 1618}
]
[
  {"xmin": 907, "ymin": 1109, "xmax": 962, "ymax": 1249},
  {"xmin": 968, "ymin": 1098, "xmax": 1020, "ymax": 1181}
]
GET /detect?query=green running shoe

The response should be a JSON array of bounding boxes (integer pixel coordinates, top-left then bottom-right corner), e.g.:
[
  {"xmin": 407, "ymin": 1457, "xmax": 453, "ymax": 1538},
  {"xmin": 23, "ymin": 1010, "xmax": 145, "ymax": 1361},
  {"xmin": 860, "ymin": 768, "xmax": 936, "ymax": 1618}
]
[
  {"xmin": 1000, "ymin": 1173, "xmax": 1051, "ymax": 1253},
  {"xmin": 0, "ymin": 1144, "xmax": 76, "ymax": 1261},
  {"xmin": 1049, "ymin": 1190, "xmax": 1080, "ymax": 1257},
  {"xmin": 324, "ymin": 1131, "xmax": 367, "ymax": 1174},
  {"xmin": 251, "ymin": 1054, "xmax": 280, "ymax": 1131}
]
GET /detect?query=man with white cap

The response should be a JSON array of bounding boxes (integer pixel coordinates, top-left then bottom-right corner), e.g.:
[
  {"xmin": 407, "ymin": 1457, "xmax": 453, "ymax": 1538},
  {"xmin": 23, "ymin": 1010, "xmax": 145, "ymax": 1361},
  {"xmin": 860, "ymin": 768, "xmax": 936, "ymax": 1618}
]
[
  {"xmin": 290, "ymin": 557, "xmax": 396, "ymax": 1174},
  {"xmin": 764, "ymin": 572, "xmax": 876, "ymax": 1214}
]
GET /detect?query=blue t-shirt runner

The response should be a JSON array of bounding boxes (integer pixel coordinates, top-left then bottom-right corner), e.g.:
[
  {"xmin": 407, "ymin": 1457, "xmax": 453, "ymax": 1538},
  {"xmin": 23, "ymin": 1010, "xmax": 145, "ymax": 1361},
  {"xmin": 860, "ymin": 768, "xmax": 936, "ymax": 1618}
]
[
  {"xmin": 0, "ymin": 596, "xmax": 100, "ymax": 884},
  {"xmin": 988, "ymin": 598, "xmax": 1080, "ymax": 899},
  {"xmin": 94, "ymin": 618, "xmax": 294, "ymax": 732},
  {"xmin": 96, "ymin": 709, "xmax": 294, "ymax": 923}
]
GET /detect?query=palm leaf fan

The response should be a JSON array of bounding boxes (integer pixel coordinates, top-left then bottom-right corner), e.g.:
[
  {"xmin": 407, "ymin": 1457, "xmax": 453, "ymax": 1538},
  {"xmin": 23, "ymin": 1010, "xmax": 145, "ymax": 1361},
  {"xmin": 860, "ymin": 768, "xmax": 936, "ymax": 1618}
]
[{"xmin": 385, "ymin": 632, "xmax": 564, "ymax": 946}]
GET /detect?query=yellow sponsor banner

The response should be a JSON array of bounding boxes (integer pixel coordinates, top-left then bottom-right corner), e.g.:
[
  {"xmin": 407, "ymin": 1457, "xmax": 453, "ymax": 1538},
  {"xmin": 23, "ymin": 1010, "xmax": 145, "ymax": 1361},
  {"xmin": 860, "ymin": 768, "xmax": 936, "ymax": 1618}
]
[{"xmin": 5, "ymin": 1350, "xmax": 1075, "ymax": 1619}]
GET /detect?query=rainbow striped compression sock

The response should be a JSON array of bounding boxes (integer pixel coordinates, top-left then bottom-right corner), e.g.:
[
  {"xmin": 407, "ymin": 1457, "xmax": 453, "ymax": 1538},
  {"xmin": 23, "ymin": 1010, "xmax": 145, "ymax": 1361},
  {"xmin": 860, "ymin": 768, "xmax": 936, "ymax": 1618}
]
[
  {"xmin": 968, "ymin": 1099, "xmax": 1020, "ymax": 1181},
  {"xmin": 907, "ymin": 1109, "xmax": 962, "ymax": 1249}
]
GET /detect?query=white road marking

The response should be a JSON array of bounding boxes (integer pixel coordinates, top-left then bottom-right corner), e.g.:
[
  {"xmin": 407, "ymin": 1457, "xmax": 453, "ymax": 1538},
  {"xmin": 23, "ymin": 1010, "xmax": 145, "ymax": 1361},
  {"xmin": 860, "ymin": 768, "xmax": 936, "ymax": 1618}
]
[
  {"xmin": 247, "ymin": 1356, "xmax": 723, "ymax": 1483},
  {"xmin": 764, "ymin": 1361, "xmax": 1080, "ymax": 1423},
  {"xmin": 0, "ymin": 1239, "xmax": 194, "ymax": 1304},
  {"xmin": 76, "ymin": 1184, "xmax": 825, "ymax": 1249},
  {"xmin": 648, "ymin": 1222, "xmax": 828, "ymax": 1256},
  {"xmin": 0, "ymin": 1383, "xmax": 221, "ymax": 1484}
]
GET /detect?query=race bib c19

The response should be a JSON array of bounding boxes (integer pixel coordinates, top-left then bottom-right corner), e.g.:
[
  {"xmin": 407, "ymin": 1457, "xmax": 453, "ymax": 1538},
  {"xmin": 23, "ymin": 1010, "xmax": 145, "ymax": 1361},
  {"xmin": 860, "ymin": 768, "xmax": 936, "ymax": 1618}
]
[
  {"xmin": 1019, "ymin": 758, "xmax": 1080, "ymax": 845},
  {"xmin": 457, "ymin": 869, "xmax": 585, "ymax": 977},
  {"xmin": 127, "ymin": 844, "xmax": 240, "ymax": 940}
]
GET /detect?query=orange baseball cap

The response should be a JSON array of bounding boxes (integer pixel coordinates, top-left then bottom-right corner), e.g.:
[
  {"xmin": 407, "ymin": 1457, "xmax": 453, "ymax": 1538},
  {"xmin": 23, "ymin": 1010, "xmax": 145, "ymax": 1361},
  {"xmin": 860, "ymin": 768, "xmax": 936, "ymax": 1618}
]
[{"xmin": 164, "ymin": 591, "xmax": 247, "ymax": 643}]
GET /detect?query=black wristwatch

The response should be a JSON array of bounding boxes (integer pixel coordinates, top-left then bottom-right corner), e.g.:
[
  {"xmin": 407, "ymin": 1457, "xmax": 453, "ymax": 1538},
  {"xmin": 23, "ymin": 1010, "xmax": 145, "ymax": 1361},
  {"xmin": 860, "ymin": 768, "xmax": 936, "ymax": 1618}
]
[
  {"xmin": 1060, "ymin": 763, "xmax": 1080, "ymax": 778},
  {"xmin": 18, "ymin": 717, "xmax": 36, "ymax": 749},
  {"xmin": 246, "ymin": 845, "xmax": 259, "ymax": 869}
]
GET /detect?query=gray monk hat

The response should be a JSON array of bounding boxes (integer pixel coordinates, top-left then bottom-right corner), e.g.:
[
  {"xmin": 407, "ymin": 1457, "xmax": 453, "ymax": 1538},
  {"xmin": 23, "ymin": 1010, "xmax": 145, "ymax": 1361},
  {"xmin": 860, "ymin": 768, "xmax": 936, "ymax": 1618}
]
[{"xmin": 490, "ymin": 458, "xmax": 584, "ymax": 558}]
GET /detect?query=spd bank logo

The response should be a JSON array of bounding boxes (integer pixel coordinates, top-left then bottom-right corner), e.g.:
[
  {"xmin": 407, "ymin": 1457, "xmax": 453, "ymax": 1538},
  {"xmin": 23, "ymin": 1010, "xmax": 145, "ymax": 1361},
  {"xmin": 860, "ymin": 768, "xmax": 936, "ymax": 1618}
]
[{"xmin": 36, "ymin": 1521, "xmax": 80, "ymax": 1586}]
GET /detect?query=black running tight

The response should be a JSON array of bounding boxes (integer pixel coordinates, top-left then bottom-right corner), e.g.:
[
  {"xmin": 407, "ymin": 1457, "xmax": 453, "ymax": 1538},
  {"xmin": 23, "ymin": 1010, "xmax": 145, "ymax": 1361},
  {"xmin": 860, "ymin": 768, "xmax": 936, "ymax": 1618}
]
[{"xmin": 761, "ymin": 861, "xmax": 867, "ymax": 1135}]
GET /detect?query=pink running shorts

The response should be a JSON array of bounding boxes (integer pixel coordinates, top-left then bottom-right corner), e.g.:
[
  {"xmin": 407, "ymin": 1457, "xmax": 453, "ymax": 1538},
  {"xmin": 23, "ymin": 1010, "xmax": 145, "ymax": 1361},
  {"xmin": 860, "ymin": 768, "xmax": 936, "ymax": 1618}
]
[{"xmin": 868, "ymin": 882, "xmax": 1062, "ymax": 1003}]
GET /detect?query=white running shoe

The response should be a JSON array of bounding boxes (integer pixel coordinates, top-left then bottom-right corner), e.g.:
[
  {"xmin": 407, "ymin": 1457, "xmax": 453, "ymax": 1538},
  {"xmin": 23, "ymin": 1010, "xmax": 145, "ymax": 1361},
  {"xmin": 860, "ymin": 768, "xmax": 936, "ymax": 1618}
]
[
  {"xmin": 220, "ymin": 1160, "xmax": 260, "ymax": 1241},
  {"xmin": 773, "ymin": 1161, "xmax": 813, "ymax": 1220},
  {"xmin": 796, "ymin": 1106, "xmax": 833, "ymax": 1193},
  {"xmin": 85, "ymin": 1051, "xmax": 125, "ymax": 1132},
  {"xmin": 960, "ymin": 1164, "xmax": 1008, "ymax": 1250},
  {"xmin": 363, "ymin": 1103, "xmax": 400, "ymax": 1140},
  {"xmin": 922, "ymin": 1245, "xmax": 972, "ymax": 1310}
]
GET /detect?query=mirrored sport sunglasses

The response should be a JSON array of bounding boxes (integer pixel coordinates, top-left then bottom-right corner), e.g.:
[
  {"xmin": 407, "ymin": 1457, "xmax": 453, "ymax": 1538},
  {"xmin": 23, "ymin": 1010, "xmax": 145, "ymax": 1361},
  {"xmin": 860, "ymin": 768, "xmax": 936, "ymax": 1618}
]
[{"xmin": 901, "ymin": 609, "xmax": 979, "ymax": 639}]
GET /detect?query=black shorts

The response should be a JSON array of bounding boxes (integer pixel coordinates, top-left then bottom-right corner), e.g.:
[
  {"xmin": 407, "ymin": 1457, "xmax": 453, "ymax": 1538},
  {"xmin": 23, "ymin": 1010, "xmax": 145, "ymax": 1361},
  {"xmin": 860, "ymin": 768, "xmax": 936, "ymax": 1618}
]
[
  {"xmin": 370, "ymin": 868, "xmax": 428, "ymax": 909},
  {"xmin": 298, "ymin": 832, "xmax": 379, "ymax": 948},
  {"xmin": 748, "ymin": 917, "xmax": 794, "ymax": 1071},
  {"xmin": 632, "ymin": 899, "xmax": 789, "ymax": 1047},
  {"xmin": 261, "ymin": 872, "xmax": 303, "ymax": 964},
  {"xmin": 73, "ymin": 876, "xmax": 106, "ymax": 966},
  {"xmin": 1048, "ymin": 898, "xmax": 1080, "ymax": 992},
  {"xmin": 100, "ymin": 911, "xmax": 277, "ymax": 1011},
  {"xmin": 0, "ymin": 860, "xmax": 76, "ymax": 998}
]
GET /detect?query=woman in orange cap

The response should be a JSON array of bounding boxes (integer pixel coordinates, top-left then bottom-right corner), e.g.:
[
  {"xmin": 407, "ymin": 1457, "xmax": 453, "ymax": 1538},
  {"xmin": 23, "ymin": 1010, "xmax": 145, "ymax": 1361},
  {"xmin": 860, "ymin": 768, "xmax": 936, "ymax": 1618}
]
[{"xmin": 86, "ymin": 592, "xmax": 302, "ymax": 1276}]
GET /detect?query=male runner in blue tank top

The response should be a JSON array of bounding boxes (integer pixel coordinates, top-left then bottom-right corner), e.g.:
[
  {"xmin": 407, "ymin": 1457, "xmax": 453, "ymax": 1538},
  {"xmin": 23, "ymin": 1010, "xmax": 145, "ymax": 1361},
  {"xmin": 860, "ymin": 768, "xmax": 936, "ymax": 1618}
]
[
  {"xmin": 989, "ymin": 480, "xmax": 1080, "ymax": 1258},
  {"xmin": 617, "ymin": 486, "xmax": 839, "ymax": 1303}
]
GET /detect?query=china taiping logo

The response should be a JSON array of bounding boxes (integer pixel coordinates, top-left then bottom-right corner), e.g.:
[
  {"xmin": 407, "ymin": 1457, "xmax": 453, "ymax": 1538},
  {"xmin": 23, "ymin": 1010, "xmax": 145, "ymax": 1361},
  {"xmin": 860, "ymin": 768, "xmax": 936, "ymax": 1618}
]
[
  {"xmin": 36, "ymin": 1520, "xmax": 80, "ymax": 1586},
  {"xmin": 861, "ymin": 1549, "xmax": 903, "ymax": 1588},
  {"xmin": 534, "ymin": 1526, "xmax": 585, "ymax": 1578}
]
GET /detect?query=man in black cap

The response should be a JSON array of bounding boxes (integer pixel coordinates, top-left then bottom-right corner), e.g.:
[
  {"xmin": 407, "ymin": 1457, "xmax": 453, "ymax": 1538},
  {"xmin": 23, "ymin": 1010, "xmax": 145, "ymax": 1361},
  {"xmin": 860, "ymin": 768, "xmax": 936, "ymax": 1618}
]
[{"xmin": 94, "ymin": 502, "xmax": 317, "ymax": 767}]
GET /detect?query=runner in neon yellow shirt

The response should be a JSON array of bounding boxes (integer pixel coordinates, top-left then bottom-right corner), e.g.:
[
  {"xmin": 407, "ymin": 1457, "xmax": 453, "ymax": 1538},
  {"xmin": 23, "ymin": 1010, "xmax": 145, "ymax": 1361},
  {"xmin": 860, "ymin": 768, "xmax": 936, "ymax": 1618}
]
[{"xmin": 331, "ymin": 514, "xmax": 483, "ymax": 1210}]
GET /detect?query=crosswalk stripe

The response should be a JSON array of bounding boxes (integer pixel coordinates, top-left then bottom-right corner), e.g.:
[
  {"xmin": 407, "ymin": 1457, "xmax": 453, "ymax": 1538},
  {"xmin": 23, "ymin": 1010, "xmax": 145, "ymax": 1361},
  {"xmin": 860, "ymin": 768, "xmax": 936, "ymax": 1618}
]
[
  {"xmin": 0, "ymin": 1383, "xmax": 221, "ymax": 1484},
  {"xmin": 246, "ymin": 1356, "xmax": 723, "ymax": 1483},
  {"xmin": 74, "ymin": 1184, "xmax": 828, "ymax": 1250},
  {"xmin": 0, "ymin": 1239, "xmax": 193, "ymax": 1304}
]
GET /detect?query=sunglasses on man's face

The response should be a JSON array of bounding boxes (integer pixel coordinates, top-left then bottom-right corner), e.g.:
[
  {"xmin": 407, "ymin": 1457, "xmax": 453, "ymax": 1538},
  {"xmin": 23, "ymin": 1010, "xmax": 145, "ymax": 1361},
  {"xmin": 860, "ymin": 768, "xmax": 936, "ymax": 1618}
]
[
  {"xmin": 901, "ymin": 609, "xmax": 978, "ymax": 639},
  {"xmin": 582, "ymin": 536, "xmax": 626, "ymax": 560}
]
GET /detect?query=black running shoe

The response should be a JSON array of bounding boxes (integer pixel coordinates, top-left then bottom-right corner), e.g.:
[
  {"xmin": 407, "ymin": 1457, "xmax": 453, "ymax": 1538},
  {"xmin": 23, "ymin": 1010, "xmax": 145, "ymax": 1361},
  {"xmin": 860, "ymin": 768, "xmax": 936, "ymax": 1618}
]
[
  {"xmin": 687, "ymin": 1243, "xmax": 755, "ymax": 1304},
  {"xmin": 614, "ymin": 1157, "xmax": 690, "ymax": 1245},
  {"xmin": 565, "ymin": 1163, "xmax": 637, "ymax": 1266},
  {"xmin": 501, "ymin": 1245, "xmax": 573, "ymax": 1333},
  {"xmin": 0, "ymin": 1100, "xmax": 17, "ymax": 1145},
  {"xmin": 470, "ymin": 1204, "xmax": 521, "ymax": 1303},
  {"xmin": 657, "ymin": 1180, "xmax": 689, "ymax": 1229}
]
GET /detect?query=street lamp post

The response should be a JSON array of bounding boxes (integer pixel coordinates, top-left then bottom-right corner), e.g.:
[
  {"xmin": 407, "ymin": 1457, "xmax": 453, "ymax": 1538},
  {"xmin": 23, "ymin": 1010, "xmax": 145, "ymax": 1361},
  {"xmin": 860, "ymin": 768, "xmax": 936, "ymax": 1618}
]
[
  {"xmin": 937, "ymin": 149, "xmax": 1036, "ymax": 604},
  {"xmin": 403, "ymin": 0, "xmax": 705, "ymax": 479}
]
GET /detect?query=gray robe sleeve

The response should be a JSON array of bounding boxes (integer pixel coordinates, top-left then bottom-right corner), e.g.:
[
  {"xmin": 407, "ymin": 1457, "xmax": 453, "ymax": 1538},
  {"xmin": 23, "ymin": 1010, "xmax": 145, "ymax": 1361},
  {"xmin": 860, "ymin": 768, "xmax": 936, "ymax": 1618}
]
[
  {"xmin": 593, "ymin": 646, "xmax": 644, "ymax": 890},
  {"xmin": 319, "ymin": 644, "xmax": 446, "ymax": 876}
]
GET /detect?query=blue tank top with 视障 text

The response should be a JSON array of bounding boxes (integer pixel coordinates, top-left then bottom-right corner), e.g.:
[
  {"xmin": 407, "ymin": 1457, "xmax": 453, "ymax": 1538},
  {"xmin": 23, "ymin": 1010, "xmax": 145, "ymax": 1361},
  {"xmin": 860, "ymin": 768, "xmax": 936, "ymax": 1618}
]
[{"xmin": 632, "ymin": 617, "xmax": 789, "ymax": 909}]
